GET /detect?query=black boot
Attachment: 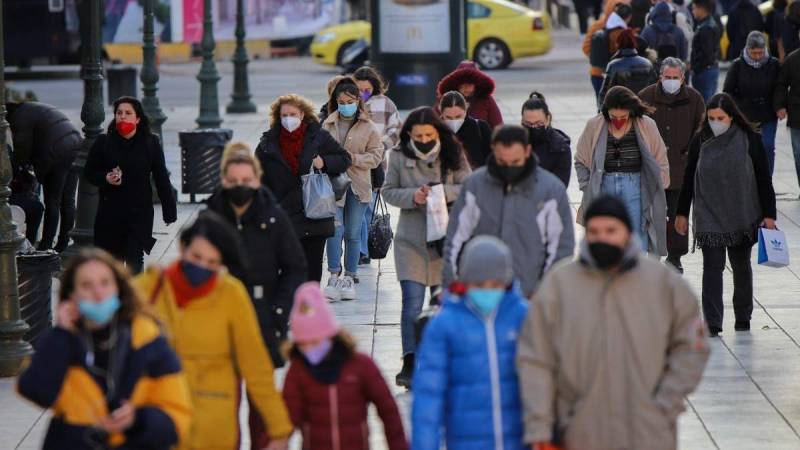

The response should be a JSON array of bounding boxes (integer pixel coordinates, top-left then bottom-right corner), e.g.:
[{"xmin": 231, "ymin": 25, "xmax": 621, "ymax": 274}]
[
  {"xmin": 666, "ymin": 255, "xmax": 684, "ymax": 274},
  {"xmin": 395, "ymin": 353, "xmax": 415, "ymax": 389},
  {"xmin": 735, "ymin": 320, "xmax": 750, "ymax": 331}
]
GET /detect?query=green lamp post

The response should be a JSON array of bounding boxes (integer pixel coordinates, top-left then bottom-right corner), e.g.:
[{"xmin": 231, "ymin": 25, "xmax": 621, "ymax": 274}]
[
  {"xmin": 226, "ymin": 0, "xmax": 257, "ymax": 114},
  {"xmin": 0, "ymin": 0, "xmax": 33, "ymax": 377},
  {"xmin": 196, "ymin": 0, "xmax": 222, "ymax": 128},
  {"xmin": 141, "ymin": 0, "xmax": 167, "ymax": 137},
  {"xmin": 64, "ymin": 0, "xmax": 105, "ymax": 260}
]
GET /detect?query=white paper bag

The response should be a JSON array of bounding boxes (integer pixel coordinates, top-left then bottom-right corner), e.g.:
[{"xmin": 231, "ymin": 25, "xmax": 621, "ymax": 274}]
[
  {"xmin": 426, "ymin": 184, "xmax": 449, "ymax": 242},
  {"xmin": 758, "ymin": 228, "xmax": 790, "ymax": 268}
]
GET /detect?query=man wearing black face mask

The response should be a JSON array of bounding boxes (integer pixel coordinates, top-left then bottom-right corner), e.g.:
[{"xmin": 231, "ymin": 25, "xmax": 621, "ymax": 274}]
[
  {"xmin": 517, "ymin": 195, "xmax": 709, "ymax": 450},
  {"xmin": 443, "ymin": 125, "xmax": 575, "ymax": 298}
]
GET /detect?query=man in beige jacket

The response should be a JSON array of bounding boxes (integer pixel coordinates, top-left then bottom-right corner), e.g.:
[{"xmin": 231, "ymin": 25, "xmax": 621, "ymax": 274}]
[{"xmin": 517, "ymin": 195, "xmax": 709, "ymax": 450}]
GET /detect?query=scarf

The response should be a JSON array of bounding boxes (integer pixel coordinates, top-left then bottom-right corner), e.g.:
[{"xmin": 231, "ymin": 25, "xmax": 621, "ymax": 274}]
[
  {"xmin": 693, "ymin": 125, "xmax": 761, "ymax": 248},
  {"xmin": 742, "ymin": 47, "xmax": 769, "ymax": 69},
  {"xmin": 409, "ymin": 139, "xmax": 441, "ymax": 162},
  {"xmin": 279, "ymin": 121, "xmax": 308, "ymax": 176},
  {"xmin": 295, "ymin": 339, "xmax": 351, "ymax": 384},
  {"xmin": 164, "ymin": 261, "xmax": 218, "ymax": 308}
]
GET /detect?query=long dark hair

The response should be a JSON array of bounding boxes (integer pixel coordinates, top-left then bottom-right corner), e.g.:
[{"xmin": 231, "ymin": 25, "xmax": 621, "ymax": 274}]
[
  {"xmin": 439, "ymin": 90, "xmax": 468, "ymax": 112},
  {"xmin": 326, "ymin": 76, "xmax": 364, "ymax": 119},
  {"xmin": 601, "ymin": 86, "xmax": 655, "ymax": 120},
  {"xmin": 352, "ymin": 66, "xmax": 388, "ymax": 95},
  {"xmin": 702, "ymin": 92, "xmax": 756, "ymax": 135},
  {"xmin": 59, "ymin": 248, "xmax": 144, "ymax": 324},
  {"xmin": 398, "ymin": 106, "xmax": 463, "ymax": 173},
  {"xmin": 179, "ymin": 210, "xmax": 249, "ymax": 282},
  {"xmin": 108, "ymin": 96, "xmax": 151, "ymax": 136},
  {"xmin": 521, "ymin": 91, "xmax": 552, "ymax": 121}
]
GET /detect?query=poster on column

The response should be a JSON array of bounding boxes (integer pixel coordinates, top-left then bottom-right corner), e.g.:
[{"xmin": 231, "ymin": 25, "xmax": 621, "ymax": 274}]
[
  {"xmin": 103, "ymin": 0, "xmax": 174, "ymax": 43},
  {"xmin": 379, "ymin": 0, "xmax": 451, "ymax": 53}
]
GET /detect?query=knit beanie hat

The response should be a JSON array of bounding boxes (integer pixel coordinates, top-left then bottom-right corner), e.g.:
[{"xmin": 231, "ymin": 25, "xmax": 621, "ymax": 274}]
[
  {"xmin": 458, "ymin": 235, "xmax": 514, "ymax": 285},
  {"xmin": 583, "ymin": 195, "xmax": 633, "ymax": 231},
  {"xmin": 290, "ymin": 282, "xmax": 339, "ymax": 342}
]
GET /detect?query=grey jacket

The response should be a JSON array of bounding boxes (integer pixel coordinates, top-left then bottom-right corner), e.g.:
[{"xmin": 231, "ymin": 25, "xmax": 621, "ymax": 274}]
[
  {"xmin": 517, "ymin": 241, "xmax": 710, "ymax": 449},
  {"xmin": 382, "ymin": 147, "xmax": 472, "ymax": 286},
  {"xmin": 442, "ymin": 164, "xmax": 575, "ymax": 297}
]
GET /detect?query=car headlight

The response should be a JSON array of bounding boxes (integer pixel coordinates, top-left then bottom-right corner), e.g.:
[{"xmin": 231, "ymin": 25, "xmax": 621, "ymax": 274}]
[{"xmin": 315, "ymin": 32, "xmax": 336, "ymax": 44}]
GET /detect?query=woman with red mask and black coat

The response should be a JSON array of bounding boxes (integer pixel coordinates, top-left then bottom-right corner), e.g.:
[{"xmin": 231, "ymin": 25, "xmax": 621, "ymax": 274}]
[
  {"xmin": 436, "ymin": 61, "xmax": 504, "ymax": 129},
  {"xmin": 84, "ymin": 96, "xmax": 177, "ymax": 275}
]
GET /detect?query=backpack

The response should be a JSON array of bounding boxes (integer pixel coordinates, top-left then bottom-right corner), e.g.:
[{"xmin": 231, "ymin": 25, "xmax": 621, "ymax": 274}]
[
  {"xmin": 652, "ymin": 30, "xmax": 678, "ymax": 60},
  {"xmin": 589, "ymin": 29, "xmax": 613, "ymax": 68}
]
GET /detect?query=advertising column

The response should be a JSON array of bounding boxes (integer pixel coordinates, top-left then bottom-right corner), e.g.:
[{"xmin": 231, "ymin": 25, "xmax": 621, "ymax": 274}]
[{"xmin": 371, "ymin": 0, "xmax": 466, "ymax": 109}]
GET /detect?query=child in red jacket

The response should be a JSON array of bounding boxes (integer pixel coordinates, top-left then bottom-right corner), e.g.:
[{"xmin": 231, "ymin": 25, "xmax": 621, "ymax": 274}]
[{"xmin": 282, "ymin": 282, "xmax": 408, "ymax": 450}]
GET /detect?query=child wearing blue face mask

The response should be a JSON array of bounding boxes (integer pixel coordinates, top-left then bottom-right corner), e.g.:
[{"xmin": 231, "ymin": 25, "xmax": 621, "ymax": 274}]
[{"xmin": 412, "ymin": 235, "xmax": 529, "ymax": 450}]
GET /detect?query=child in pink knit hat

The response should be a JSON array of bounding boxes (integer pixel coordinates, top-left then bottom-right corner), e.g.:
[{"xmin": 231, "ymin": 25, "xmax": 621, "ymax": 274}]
[{"xmin": 282, "ymin": 282, "xmax": 408, "ymax": 450}]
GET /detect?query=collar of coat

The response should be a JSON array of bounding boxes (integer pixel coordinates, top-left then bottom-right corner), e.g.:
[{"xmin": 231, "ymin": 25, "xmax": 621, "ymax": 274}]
[
  {"xmin": 650, "ymin": 82, "xmax": 692, "ymax": 105},
  {"xmin": 207, "ymin": 187, "xmax": 278, "ymax": 228}
]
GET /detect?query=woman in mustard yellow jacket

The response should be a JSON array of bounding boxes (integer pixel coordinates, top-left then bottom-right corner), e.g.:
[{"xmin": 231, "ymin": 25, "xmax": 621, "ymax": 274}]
[
  {"xmin": 17, "ymin": 248, "xmax": 192, "ymax": 450},
  {"xmin": 133, "ymin": 211, "xmax": 293, "ymax": 450}
]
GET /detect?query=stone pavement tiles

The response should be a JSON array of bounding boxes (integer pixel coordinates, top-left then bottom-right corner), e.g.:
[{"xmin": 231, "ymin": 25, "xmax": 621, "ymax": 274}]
[{"xmin": 6, "ymin": 32, "xmax": 800, "ymax": 448}]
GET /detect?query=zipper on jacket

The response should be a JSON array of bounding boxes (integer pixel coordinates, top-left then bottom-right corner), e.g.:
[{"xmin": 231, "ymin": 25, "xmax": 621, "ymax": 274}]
[
  {"xmin": 485, "ymin": 310, "xmax": 505, "ymax": 450},
  {"xmin": 329, "ymin": 385, "xmax": 341, "ymax": 450}
]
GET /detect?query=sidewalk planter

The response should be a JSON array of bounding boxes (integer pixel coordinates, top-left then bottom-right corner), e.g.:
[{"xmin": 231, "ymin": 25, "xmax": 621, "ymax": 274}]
[
  {"xmin": 17, "ymin": 251, "xmax": 60, "ymax": 349},
  {"xmin": 106, "ymin": 66, "xmax": 138, "ymax": 105},
  {"xmin": 179, "ymin": 128, "xmax": 233, "ymax": 202}
]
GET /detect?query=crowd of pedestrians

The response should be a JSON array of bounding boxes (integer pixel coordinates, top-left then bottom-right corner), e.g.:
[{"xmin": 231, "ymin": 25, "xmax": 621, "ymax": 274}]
[{"xmin": 15, "ymin": 0, "xmax": 800, "ymax": 446}]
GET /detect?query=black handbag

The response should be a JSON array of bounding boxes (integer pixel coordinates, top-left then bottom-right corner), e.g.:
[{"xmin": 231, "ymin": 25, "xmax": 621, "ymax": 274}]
[{"xmin": 368, "ymin": 192, "xmax": 393, "ymax": 259}]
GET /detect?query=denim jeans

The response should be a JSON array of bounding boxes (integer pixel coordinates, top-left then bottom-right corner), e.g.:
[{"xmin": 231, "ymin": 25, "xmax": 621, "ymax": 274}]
[
  {"xmin": 326, "ymin": 188, "xmax": 368, "ymax": 275},
  {"xmin": 591, "ymin": 75, "xmax": 603, "ymax": 108},
  {"xmin": 760, "ymin": 120, "xmax": 777, "ymax": 175},
  {"xmin": 601, "ymin": 172, "xmax": 648, "ymax": 252},
  {"xmin": 360, "ymin": 191, "xmax": 377, "ymax": 257},
  {"xmin": 789, "ymin": 127, "xmax": 800, "ymax": 189},
  {"xmin": 400, "ymin": 280, "xmax": 437, "ymax": 355},
  {"xmin": 692, "ymin": 67, "xmax": 720, "ymax": 103}
]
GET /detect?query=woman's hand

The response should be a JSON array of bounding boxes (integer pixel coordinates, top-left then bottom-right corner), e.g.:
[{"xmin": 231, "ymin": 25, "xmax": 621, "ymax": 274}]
[
  {"xmin": 313, "ymin": 156, "xmax": 325, "ymax": 170},
  {"xmin": 56, "ymin": 301, "xmax": 80, "ymax": 332},
  {"xmin": 99, "ymin": 400, "xmax": 136, "ymax": 434},
  {"xmin": 413, "ymin": 185, "xmax": 431, "ymax": 205},
  {"xmin": 762, "ymin": 217, "xmax": 777, "ymax": 230},
  {"xmin": 675, "ymin": 215, "xmax": 689, "ymax": 236}
]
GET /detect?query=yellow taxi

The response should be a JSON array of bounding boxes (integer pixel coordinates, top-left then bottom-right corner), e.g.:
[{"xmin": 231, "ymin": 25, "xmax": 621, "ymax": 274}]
[{"xmin": 310, "ymin": 0, "xmax": 553, "ymax": 70}]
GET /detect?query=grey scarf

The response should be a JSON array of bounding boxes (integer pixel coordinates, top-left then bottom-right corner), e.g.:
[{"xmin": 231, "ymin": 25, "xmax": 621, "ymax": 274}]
[{"xmin": 693, "ymin": 125, "xmax": 761, "ymax": 248}]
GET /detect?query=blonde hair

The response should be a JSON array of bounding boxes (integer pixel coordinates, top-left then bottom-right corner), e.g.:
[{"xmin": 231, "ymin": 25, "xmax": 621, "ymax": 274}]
[
  {"xmin": 268, "ymin": 94, "xmax": 319, "ymax": 128},
  {"xmin": 220, "ymin": 141, "xmax": 263, "ymax": 179}
]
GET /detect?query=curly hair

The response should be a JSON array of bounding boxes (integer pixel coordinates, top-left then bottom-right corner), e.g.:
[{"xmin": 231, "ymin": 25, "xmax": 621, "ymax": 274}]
[{"xmin": 268, "ymin": 94, "xmax": 320, "ymax": 128}]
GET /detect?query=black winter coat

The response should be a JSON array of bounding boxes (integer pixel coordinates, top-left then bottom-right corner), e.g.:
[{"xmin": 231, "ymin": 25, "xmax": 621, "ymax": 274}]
[
  {"xmin": 207, "ymin": 187, "xmax": 307, "ymax": 367},
  {"xmin": 255, "ymin": 122, "xmax": 351, "ymax": 238},
  {"xmin": 774, "ymin": 48, "xmax": 800, "ymax": 128},
  {"xmin": 7, "ymin": 101, "xmax": 82, "ymax": 176},
  {"xmin": 456, "ymin": 117, "xmax": 492, "ymax": 169},
  {"xmin": 599, "ymin": 48, "xmax": 658, "ymax": 102},
  {"xmin": 691, "ymin": 16, "xmax": 721, "ymax": 72},
  {"xmin": 530, "ymin": 127, "xmax": 572, "ymax": 187},
  {"xmin": 84, "ymin": 132, "xmax": 177, "ymax": 252},
  {"xmin": 723, "ymin": 57, "xmax": 780, "ymax": 123},
  {"xmin": 726, "ymin": 1, "xmax": 765, "ymax": 61}
]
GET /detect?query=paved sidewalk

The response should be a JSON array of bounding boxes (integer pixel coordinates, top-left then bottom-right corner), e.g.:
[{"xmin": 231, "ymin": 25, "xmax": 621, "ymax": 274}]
[{"xmin": 4, "ymin": 30, "xmax": 800, "ymax": 448}]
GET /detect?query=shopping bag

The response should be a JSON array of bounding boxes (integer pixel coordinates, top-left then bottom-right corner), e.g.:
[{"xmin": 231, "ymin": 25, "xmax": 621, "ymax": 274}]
[
  {"xmin": 426, "ymin": 183, "xmax": 449, "ymax": 242},
  {"xmin": 368, "ymin": 193, "xmax": 393, "ymax": 260},
  {"xmin": 758, "ymin": 227, "xmax": 790, "ymax": 268},
  {"xmin": 301, "ymin": 165, "xmax": 337, "ymax": 219}
]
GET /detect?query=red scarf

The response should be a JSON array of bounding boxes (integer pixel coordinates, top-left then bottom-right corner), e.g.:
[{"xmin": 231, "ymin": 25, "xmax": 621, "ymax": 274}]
[
  {"xmin": 164, "ymin": 261, "xmax": 218, "ymax": 308},
  {"xmin": 279, "ymin": 122, "xmax": 308, "ymax": 176}
]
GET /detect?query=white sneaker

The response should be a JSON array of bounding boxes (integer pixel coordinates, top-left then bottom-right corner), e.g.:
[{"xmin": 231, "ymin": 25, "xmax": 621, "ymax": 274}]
[
  {"xmin": 339, "ymin": 275, "xmax": 356, "ymax": 301},
  {"xmin": 324, "ymin": 274, "xmax": 341, "ymax": 300}
]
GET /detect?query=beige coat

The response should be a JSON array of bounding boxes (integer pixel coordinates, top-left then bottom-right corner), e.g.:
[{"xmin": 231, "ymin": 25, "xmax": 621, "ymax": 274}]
[
  {"xmin": 517, "ymin": 243, "xmax": 710, "ymax": 450},
  {"xmin": 382, "ymin": 146, "xmax": 471, "ymax": 285},
  {"xmin": 322, "ymin": 111, "xmax": 384, "ymax": 202}
]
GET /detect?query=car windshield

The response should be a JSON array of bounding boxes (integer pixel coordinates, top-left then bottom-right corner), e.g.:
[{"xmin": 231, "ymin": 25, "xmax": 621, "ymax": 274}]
[{"xmin": 488, "ymin": 0, "xmax": 531, "ymax": 14}]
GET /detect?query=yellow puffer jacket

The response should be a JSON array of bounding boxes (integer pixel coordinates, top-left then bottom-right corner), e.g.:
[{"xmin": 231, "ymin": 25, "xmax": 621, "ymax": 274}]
[{"xmin": 134, "ymin": 267, "xmax": 293, "ymax": 450}]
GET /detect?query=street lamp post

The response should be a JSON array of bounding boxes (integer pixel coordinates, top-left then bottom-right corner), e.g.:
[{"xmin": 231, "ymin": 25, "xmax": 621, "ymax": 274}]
[
  {"xmin": 0, "ymin": 0, "xmax": 33, "ymax": 377},
  {"xmin": 141, "ymin": 0, "xmax": 167, "ymax": 137},
  {"xmin": 196, "ymin": 0, "xmax": 222, "ymax": 128},
  {"xmin": 226, "ymin": 0, "xmax": 257, "ymax": 114},
  {"xmin": 64, "ymin": 0, "xmax": 105, "ymax": 259}
]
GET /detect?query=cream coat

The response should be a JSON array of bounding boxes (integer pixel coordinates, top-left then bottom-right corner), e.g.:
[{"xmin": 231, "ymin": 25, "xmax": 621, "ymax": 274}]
[{"xmin": 322, "ymin": 111, "xmax": 383, "ymax": 202}]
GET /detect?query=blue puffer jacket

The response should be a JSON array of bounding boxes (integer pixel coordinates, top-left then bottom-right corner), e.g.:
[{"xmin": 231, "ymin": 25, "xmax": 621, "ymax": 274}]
[{"xmin": 411, "ymin": 287, "xmax": 529, "ymax": 450}]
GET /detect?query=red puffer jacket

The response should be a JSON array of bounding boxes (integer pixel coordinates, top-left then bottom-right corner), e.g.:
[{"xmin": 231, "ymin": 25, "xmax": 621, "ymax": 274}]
[{"xmin": 283, "ymin": 350, "xmax": 408, "ymax": 450}]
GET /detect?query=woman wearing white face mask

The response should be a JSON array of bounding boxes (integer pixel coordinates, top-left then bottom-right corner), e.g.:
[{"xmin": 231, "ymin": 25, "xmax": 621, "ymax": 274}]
[
  {"xmin": 255, "ymin": 94, "xmax": 352, "ymax": 283},
  {"xmin": 439, "ymin": 90, "xmax": 492, "ymax": 169},
  {"xmin": 676, "ymin": 93, "xmax": 777, "ymax": 338}
]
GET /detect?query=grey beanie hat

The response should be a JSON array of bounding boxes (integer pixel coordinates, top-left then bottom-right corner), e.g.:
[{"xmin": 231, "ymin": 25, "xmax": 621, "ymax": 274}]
[
  {"xmin": 746, "ymin": 31, "xmax": 767, "ymax": 50},
  {"xmin": 458, "ymin": 235, "xmax": 514, "ymax": 285}
]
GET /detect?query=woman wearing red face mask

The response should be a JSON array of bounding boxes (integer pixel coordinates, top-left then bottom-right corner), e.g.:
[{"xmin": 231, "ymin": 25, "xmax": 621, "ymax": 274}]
[{"xmin": 84, "ymin": 96, "xmax": 177, "ymax": 274}]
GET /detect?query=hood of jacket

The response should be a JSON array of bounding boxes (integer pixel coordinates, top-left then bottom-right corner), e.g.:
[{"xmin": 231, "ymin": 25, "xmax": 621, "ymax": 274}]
[
  {"xmin": 437, "ymin": 65, "xmax": 496, "ymax": 97},
  {"xmin": 651, "ymin": 1, "xmax": 674, "ymax": 32}
]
